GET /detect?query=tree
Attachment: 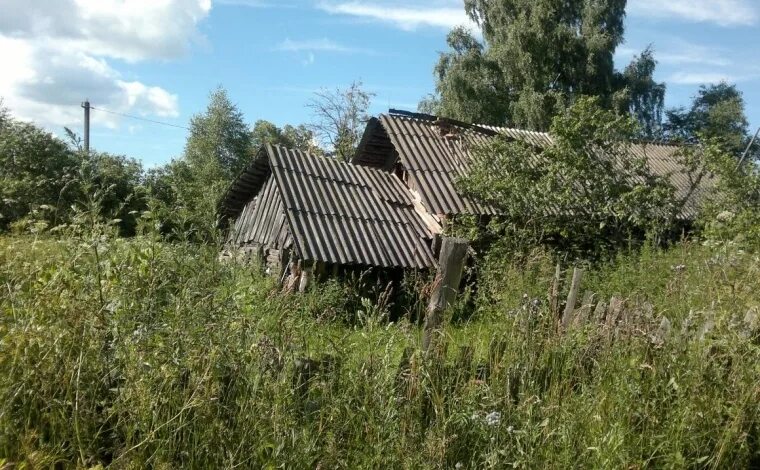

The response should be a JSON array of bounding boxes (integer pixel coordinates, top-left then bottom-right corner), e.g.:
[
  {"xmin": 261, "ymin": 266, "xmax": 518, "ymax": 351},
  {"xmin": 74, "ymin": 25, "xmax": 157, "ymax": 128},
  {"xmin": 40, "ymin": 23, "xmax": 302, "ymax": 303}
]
[
  {"xmin": 458, "ymin": 97, "xmax": 678, "ymax": 258},
  {"xmin": 307, "ymin": 81, "xmax": 374, "ymax": 162},
  {"xmin": 0, "ymin": 111, "xmax": 80, "ymax": 230},
  {"xmin": 251, "ymin": 120, "xmax": 323, "ymax": 155},
  {"xmin": 691, "ymin": 135, "xmax": 760, "ymax": 246},
  {"xmin": 665, "ymin": 82, "xmax": 750, "ymax": 155},
  {"xmin": 185, "ymin": 87, "xmax": 253, "ymax": 181},
  {"xmin": 431, "ymin": 0, "xmax": 628, "ymax": 130},
  {"xmin": 78, "ymin": 151, "xmax": 145, "ymax": 236},
  {"xmin": 615, "ymin": 47, "xmax": 666, "ymax": 139}
]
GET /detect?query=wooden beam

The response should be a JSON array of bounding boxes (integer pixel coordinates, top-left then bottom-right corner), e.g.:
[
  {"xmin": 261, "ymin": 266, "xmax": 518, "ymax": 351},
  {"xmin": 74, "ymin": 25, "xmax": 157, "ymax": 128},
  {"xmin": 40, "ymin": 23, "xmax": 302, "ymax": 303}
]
[
  {"xmin": 422, "ymin": 237, "xmax": 469, "ymax": 353},
  {"xmin": 561, "ymin": 267, "xmax": 584, "ymax": 329}
]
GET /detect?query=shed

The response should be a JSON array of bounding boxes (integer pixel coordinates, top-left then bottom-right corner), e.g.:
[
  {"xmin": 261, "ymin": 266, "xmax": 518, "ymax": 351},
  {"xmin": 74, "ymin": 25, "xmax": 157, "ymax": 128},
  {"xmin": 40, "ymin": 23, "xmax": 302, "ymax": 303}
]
[
  {"xmin": 353, "ymin": 110, "xmax": 712, "ymax": 221},
  {"xmin": 219, "ymin": 144, "xmax": 437, "ymax": 277}
]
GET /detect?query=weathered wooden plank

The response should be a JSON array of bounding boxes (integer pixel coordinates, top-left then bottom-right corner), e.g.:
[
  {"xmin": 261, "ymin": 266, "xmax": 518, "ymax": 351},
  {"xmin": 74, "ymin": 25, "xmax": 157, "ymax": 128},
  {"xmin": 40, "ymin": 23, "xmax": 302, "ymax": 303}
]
[
  {"xmin": 561, "ymin": 268, "xmax": 584, "ymax": 328},
  {"xmin": 423, "ymin": 237, "xmax": 469, "ymax": 353}
]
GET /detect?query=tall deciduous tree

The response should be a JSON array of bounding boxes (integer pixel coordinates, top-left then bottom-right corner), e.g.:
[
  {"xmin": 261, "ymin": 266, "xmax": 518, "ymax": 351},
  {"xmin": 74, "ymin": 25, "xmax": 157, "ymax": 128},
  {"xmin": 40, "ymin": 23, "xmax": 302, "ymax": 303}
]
[
  {"xmin": 251, "ymin": 120, "xmax": 323, "ymax": 155},
  {"xmin": 185, "ymin": 87, "xmax": 253, "ymax": 181},
  {"xmin": 665, "ymin": 82, "xmax": 750, "ymax": 156},
  {"xmin": 432, "ymin": 0, "xmax": 627, "ymax": 129},
  {"xmin": 307, "ymin": 81, "xmax": 374, "ymax": 162},
  {"xmin": 429, "ymin": 0, "xmax": 667, "ymax": 135},
  {"xmin": 616, "ymin": 47, "xmax": 666, "ymax": 139}
]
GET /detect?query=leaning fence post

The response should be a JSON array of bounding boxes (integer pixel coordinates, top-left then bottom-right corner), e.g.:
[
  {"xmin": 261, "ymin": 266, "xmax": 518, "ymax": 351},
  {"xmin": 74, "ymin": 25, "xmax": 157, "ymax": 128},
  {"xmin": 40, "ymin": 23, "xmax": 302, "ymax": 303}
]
[
  {"xmin": 561, "ymin": 267, "xmax": 584, "ymax": 329},
  {"xmin": 422, "ymin": 237, "xmax": 469, "ymax": 354}
]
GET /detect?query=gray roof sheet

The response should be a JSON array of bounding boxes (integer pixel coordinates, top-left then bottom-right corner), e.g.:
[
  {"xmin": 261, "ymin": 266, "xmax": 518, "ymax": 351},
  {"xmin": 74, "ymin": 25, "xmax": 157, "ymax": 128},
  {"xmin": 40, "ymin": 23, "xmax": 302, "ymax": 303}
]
[
  {"xmin": 354, "ymin": 111, "xmax": 714, "ymax": 219},
  {"xmin": 222, "ymin": 145, "xmax": 436, "ymax": 269}
]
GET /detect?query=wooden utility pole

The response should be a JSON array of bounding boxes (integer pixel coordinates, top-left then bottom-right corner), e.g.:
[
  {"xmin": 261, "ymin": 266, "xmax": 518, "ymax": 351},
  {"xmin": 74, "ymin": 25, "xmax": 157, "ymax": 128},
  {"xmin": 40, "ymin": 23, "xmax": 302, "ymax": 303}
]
[
  {"xmin": 82, "ymin": 100, "xmax": 91, "ymax": 153},
  {"xmin": 737, "ymin": 126, "xmax": 759, "ymax": 169},
  {"xmin": 422, "ymin": 237, "xmax": 469, "ymax": 353}
]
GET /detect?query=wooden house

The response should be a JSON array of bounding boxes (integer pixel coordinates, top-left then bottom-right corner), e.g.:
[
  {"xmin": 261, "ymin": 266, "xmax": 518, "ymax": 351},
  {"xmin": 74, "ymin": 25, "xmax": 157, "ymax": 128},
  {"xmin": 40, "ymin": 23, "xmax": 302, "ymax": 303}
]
[{"xmin": 220, "ymin": 110, "xmax": 713, "ymax": 284}]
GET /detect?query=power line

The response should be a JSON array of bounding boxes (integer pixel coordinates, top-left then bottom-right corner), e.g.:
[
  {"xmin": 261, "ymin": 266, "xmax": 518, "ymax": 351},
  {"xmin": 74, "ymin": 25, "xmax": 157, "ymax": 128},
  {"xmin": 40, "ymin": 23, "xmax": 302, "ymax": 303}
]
[{"xmin": 90, "ymin": 106, "xmax": 190, "ymax": 130}]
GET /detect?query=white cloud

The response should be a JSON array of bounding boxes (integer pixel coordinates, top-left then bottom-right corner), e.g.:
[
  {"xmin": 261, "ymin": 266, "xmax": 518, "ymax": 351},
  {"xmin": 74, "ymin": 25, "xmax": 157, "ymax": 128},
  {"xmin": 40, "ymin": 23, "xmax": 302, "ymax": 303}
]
[
  {"xmin": 216, "ymin": 0, "xmax": 293, "ymax": 6},
  {"xmin": 278, "ymin": 37, "xmax": 369, "ymax": 53},
  {"xmin": 628, "ymin": 0, "xmax": 758, "ymax": 26},
  {"xmin": 0, "ymin": 0, "xmax": 209, "ymax": 132},
  {"xmin": 318, "ymin": 1, "xmax": 476, "ymax": 31},
  {"xmin": 667, "ymin": 72, "xmax": 749, "ymax": 85},
  {"xmin": 616, "ymin": 41, "xmax": 732, "ymax": 67}
]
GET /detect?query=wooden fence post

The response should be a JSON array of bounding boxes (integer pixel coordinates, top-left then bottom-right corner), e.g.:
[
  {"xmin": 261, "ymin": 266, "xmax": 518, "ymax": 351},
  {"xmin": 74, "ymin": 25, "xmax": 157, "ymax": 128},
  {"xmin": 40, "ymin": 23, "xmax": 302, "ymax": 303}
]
[
  {"xmin": 422, "ymin": 237, "xmax": 469, "ymax": 354},
  {"xmin": 549, "ymin": 263, "xmax": 561, "ymax": 318},
  {"xmin": 561, "ymin": 267, "xmax": 584, "ymax": 329},
  {"xmin": 299, "ymin": 262, "xmax": 314, "ymax": 292}
]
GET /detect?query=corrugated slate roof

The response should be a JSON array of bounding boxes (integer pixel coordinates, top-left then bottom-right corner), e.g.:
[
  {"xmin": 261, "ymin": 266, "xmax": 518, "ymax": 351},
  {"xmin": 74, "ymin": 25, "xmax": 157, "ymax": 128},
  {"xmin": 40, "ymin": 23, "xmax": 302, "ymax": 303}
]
[
  {"xmin": 222, "ymin": 145, "xmax": 436, "ymax": 270},
  {"xmin": 354, "ymin": 111, "xmax": 713, "ymax": 219}
]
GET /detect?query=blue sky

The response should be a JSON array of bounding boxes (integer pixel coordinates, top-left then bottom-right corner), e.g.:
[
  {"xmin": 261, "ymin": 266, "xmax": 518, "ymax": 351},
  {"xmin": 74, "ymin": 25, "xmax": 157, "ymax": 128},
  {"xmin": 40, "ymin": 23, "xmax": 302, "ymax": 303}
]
[{"xmin": 1, "ymin": 0, "xmax": 759, "ymax": 167}]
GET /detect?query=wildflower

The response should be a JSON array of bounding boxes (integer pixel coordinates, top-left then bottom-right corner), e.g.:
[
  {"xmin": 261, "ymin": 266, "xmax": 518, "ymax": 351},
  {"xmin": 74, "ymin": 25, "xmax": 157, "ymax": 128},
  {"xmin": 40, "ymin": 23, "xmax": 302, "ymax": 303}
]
[
  {"xmin": 670, "ymin": 264, "xmax": 686, "ymax": 273},
  {"xmin": 485, "ymin": 411, "xmax": 501, "ymax": 426},
  {"xmin": 455, "ymin": 463, "xmax": 463, "ymax": 469}
]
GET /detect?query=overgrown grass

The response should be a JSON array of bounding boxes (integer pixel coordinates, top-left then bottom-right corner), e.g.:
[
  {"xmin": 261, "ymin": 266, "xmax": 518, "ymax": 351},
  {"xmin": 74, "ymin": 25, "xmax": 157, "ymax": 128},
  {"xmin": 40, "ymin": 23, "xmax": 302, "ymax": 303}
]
[{"xmin": 1, "ymin": 229, "xmax": 758, "ymax": 468}]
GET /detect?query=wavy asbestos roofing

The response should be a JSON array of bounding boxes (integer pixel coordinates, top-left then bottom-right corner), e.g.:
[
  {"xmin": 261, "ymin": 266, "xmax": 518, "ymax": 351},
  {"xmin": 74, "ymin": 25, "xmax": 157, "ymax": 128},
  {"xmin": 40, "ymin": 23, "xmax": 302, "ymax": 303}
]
[
  {"xmin": 353, "ymin": 111, "xmax": 713, "ymax": 220},
  {"xmin": 221, "ymin": 144, "xmax": 436, "ymax": 269}
]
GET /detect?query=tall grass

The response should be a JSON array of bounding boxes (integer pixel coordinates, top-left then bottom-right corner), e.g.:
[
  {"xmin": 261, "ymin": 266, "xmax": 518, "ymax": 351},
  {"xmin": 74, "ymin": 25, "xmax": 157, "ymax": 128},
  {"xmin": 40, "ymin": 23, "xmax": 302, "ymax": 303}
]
[{"xmin": 1, "ymin": 225, "xmax": 758, "ymax": 467}]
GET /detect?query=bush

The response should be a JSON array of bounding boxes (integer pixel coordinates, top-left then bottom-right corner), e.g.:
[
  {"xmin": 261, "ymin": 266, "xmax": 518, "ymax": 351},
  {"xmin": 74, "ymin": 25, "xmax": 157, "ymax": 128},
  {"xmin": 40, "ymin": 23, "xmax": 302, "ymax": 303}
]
[{"xmin": 458, "ymin": 97, "xmax": 680, "ymax": 260}]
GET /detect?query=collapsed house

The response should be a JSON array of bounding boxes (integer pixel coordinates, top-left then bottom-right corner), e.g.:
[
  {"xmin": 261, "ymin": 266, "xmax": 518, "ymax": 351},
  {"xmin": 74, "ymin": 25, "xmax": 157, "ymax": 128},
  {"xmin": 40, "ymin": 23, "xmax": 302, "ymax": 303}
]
[
  {"xmin": 218, "ymin": 144, "xmax": 438, "ymax": 283},
  {"xmin": 219, "ymin": 110, "xmax": 712, "ymax": 281},
  {"xmin": 353, "ymin": 110, "xmax": 710, "ymax": 221}
]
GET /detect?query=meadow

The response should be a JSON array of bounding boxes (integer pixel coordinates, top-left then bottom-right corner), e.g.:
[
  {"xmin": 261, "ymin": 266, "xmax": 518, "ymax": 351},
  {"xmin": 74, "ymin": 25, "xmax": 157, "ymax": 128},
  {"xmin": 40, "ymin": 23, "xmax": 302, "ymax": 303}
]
[{"xmin": 1, "ymin": 223, "xmax": 759, "ymax": 468}]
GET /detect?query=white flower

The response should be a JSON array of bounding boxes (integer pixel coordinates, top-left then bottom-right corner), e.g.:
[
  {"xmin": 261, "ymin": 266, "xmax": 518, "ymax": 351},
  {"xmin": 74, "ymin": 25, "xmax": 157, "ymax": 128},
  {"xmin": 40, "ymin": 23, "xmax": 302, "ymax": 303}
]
[
  {"xmin": 455, "ymin": 463, "xmax": 463, "ymax": 469},
  {"xmin": 485, "ymin": 411, "xmax": 501, "ymax": 426}
]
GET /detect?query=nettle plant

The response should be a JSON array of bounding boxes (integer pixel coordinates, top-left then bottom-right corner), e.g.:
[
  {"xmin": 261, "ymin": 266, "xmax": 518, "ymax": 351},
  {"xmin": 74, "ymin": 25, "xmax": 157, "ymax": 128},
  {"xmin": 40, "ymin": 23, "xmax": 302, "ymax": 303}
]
[{"xmin": 458, "ymin": 97, "xmax": 680, "ymax": 259}]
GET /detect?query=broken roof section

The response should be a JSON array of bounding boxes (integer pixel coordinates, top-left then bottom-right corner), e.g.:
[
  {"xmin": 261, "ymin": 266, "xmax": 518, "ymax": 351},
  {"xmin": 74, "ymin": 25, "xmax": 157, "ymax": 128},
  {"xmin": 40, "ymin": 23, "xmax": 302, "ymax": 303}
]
[
  {"xmin": 353, "ymin": 110, "xmax": 713, "ymax": 220},
  {"xmin": 220, "ymin": 144, "xmax": 436, "ymax": 269}
]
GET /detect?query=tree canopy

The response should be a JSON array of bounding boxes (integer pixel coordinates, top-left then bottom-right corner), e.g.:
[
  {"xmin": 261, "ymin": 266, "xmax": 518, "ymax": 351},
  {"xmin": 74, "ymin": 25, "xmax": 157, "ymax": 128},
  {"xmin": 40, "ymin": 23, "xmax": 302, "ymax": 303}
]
[
  {"xmin": 185, "ymin": 87, "xmax": 253, "ymax": 182},
  {"xmin": 251, "ymin": 120, "xmax": 323, "ymax": 156},
  {"xmin": 665, "ymin": 82, "xmax": 750, "ymax": 156},
  {"xmin": 427, "ymin": 0, "xmax": 665, "ymax": 136},
  {"xmin": 458, "ymin": 97, "xmax": 678, "ymax": 258},
  {"xmin": 307, "ymin": 81, "xmax": 374, "ymax": 162}
]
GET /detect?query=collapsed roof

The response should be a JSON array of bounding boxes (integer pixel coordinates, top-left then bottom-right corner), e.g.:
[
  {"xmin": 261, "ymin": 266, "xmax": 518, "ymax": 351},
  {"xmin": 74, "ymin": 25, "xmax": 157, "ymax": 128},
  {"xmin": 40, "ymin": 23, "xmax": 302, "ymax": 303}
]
[
  {"xmin": 353, "ymin": 110, "xmax": 713, "ymax": 219},
  {"xmin": 220, "ymin": 144, "xmax": 436, "ymax": 269}
]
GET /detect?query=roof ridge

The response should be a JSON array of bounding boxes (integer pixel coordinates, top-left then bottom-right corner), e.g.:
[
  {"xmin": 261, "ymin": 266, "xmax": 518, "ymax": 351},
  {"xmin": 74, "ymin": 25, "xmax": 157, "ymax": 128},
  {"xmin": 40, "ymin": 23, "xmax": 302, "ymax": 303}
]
[
  {"xmin": 386, "ymin": 109, "xmax": 499, "ymax": 136},
  {"xmin": 386, "ymin": 111, "xmax": 691, "ymax": 148}
]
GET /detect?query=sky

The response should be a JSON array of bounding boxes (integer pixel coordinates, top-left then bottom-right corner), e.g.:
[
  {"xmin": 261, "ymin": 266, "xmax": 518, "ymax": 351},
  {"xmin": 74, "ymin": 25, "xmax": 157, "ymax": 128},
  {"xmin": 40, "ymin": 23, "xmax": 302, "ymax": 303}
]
[{"xmin": 1, "ymin": 0, "xmax": 759, "ymax": 167}]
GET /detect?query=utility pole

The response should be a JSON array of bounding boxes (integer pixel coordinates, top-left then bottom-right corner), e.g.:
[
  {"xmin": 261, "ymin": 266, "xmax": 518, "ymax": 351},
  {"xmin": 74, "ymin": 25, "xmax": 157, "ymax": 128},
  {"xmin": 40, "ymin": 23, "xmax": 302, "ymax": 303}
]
[
  {"xmin": 82, "ymin": 99, "xmax": 90, "ymax": 153},
  {"xmin": 737, "ymin": 126, "xmax": 759, "ymax": 169}
]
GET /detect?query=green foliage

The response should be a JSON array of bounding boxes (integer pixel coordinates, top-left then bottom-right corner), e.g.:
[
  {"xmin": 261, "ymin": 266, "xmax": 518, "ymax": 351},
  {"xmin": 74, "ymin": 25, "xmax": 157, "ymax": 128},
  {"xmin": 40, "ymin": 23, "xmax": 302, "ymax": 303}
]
[
  {"xmin": 144, "ymin": 158, "xmax": 227, "ymax": 241},
  {"xmin": 1, "ymin": 225, "xmax": 758, "ymax": 467},
  {"xmin": 665, "ymin": 82, "xmax": 750, "ymax": 156},
  {"xmin": 616, "ymin": 46, "xmax": 667, "ymax": 139},
  {"xmin": 458, "ymin": 97, "xmax": 679, "ymax": 259},
  {"xmin": 430, "ymin": 0, "xmax": 667, "ymax": 134},
  {"xmin": 690, "ymin": 137, "xmax": 760, "ymax": 247},
  {"xmin": 0, "ymin": 110, "xmax": 146, "ymax": 235},
  {"xmin": 184, "ymin": 86, "xmax": 253, "ymax": 182},
  {"xmin": 307, "ymin": 81, "xmax": 374, "ymax": 162},
  {"xmin": 79, "ymin": 151, "xmax": 146, "ymax": 236},
  {"xmin": 251, "ymin": 119, "xmax": 323, "ymax": 155},
  {"xmin": 0, "ymin": 115, "xmax": 80, "ymax": 230}
]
